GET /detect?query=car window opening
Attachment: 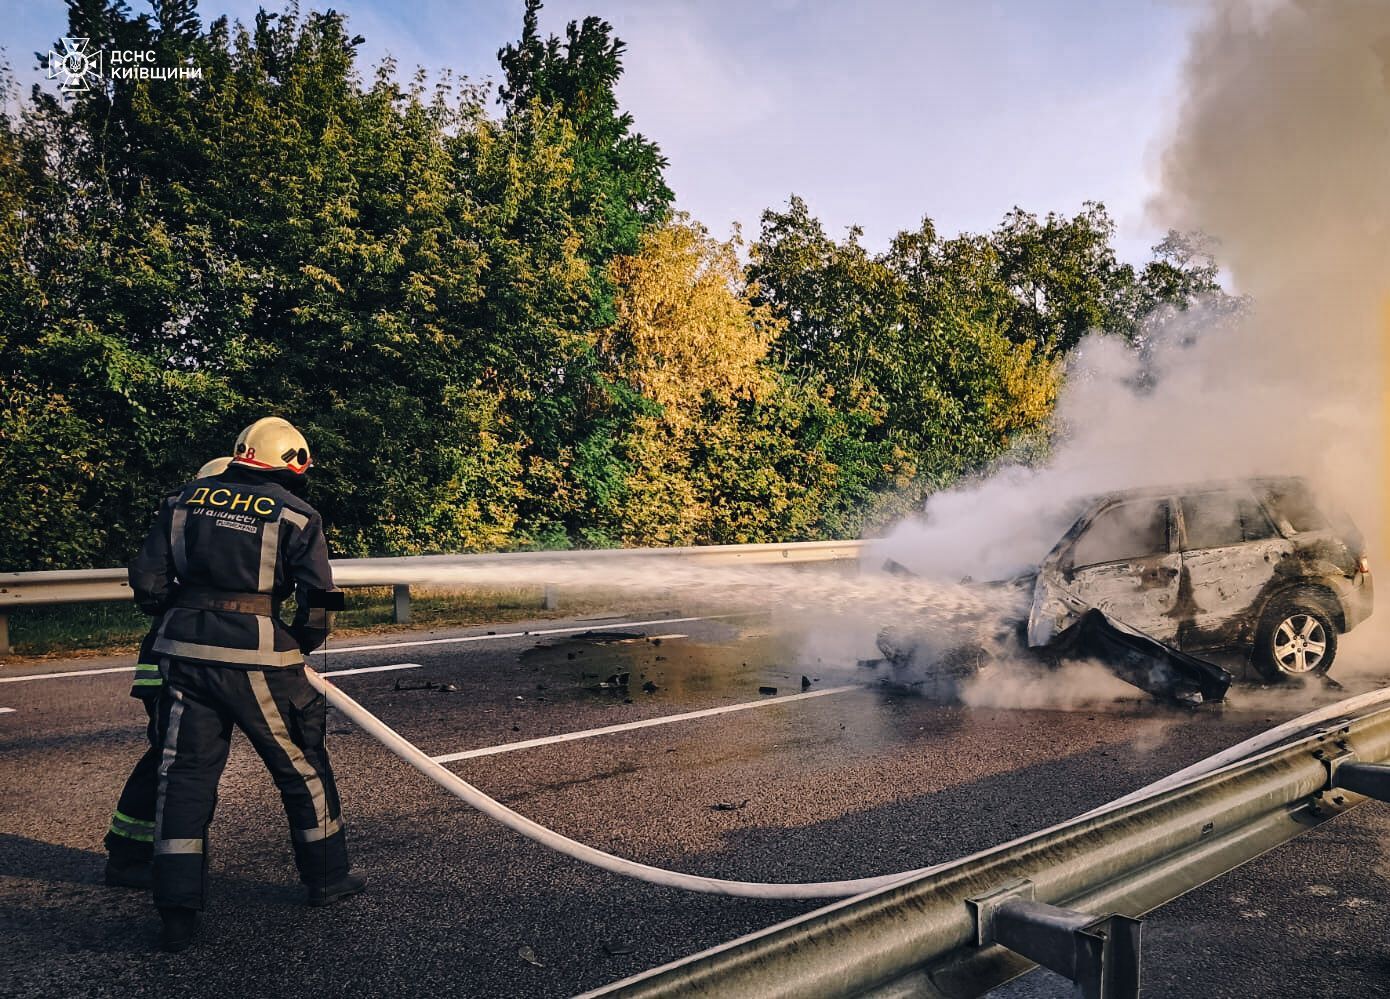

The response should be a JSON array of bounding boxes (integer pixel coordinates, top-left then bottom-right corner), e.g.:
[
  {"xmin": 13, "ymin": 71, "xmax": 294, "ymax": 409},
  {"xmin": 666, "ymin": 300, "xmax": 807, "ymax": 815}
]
[
  {"xmin": 1182, "ymin": 491, "xmax": 1276, "ymax": 549},
  {"xmin": 1071, "ymin": 500, "xmax": 1170, "ymax": 568}
]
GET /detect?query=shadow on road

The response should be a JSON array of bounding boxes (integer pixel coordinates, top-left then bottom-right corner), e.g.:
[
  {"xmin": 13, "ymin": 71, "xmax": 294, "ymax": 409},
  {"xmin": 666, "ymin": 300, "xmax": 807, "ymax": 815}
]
[{"xmin": 0, "ymin": 832, "xmax": 106, "ymax": 885}]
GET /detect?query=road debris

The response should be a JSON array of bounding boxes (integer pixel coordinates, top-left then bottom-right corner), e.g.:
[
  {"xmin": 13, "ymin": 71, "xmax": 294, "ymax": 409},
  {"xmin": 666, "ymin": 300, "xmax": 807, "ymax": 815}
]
[
  {"xmin": 587, "ymin": 671, "xmax": 631, "ymax": 692},
  {"xmin": 710, "ymin": 799, "xmax": 749, "ymax": 811},
  {"xmin": 518, "ymin": 946, "xmax": 544, "ymax": 967},
  {"xmin": 758, "ymin": 686, "xmax": 778, "ymax": 695},
  {"xmin": 392, "ymin": 679, "xmax": 458, "ymax": 693}
]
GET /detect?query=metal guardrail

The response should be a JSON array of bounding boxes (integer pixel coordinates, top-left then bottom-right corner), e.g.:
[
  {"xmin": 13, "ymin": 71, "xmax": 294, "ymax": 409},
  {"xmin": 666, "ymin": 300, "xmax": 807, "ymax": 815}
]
[
  {"xmin": 581, "ymin": 704, "xmax": 1390, "ymax": 999},
  {"xmin": 0, "ymin": 540, "xmax": 869, "ymax": 655}
]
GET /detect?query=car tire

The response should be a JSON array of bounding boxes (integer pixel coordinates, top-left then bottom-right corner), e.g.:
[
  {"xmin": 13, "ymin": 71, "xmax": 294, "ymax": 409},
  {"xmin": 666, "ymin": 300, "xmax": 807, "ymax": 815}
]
[{"xmin": 1252, "ymin": 592, "xmax": 1338, "ymax": 681}]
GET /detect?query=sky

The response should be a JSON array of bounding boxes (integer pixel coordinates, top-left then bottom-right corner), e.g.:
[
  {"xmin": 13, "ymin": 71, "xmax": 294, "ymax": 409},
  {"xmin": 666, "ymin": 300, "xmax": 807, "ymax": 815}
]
[{"xmin": 5, "ymin": 0, "xmax": 1200, "ymax": 263}]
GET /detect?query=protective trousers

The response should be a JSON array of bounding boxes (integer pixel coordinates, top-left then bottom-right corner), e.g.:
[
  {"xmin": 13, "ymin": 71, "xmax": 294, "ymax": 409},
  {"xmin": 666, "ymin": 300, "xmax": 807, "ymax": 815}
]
[
  {"xmin": 104, "ymin": 695, "xmax": 159, "ymax": 861},
  {"xmin": 153, "ymin": 659, "xmax": 350, "ymax": 910}
]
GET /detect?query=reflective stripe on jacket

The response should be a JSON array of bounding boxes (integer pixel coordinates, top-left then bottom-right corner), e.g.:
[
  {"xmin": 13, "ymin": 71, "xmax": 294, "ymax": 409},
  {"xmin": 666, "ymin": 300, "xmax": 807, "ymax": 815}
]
[{"xmin": 129, "ymin": 464, "xmax": 339, "ymax": 668}]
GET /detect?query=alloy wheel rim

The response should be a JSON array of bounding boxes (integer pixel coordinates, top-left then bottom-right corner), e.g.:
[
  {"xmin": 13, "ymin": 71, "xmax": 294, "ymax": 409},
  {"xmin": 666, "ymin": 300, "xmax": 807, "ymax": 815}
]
[{"xmin": 1273, "ymin": 614, "xmax": 1327, "ymax": 674}]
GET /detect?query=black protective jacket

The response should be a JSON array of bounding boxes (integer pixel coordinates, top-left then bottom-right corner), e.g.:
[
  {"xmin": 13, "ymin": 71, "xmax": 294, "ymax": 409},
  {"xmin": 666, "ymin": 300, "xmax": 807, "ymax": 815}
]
[{"xmin": 129, "ymin": 464, "xmax": 340, "ymax": 668}]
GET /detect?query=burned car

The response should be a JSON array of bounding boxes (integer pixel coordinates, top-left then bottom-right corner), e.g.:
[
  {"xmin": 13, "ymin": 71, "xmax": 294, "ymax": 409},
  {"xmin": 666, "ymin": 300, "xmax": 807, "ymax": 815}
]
[{"xmin": 878, "ymin": 477, "xmax": 1373, "ymax": 702}]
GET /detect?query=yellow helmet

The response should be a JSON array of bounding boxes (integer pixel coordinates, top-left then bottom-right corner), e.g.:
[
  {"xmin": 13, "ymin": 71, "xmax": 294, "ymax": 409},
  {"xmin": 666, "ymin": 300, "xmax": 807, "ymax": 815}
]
[
  {"xmin": 195, "ymin": 456, "xmax": 232, "ymax": 479},
  {"xmin": 232, "ymin": 417, "xmax": 311, "ymax": 475}
]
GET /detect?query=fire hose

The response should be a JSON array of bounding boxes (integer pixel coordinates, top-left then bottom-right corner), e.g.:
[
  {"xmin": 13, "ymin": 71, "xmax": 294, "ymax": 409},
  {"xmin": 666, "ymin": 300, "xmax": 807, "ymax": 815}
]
[{"xmin": 305, "ymin": 667, "xmax": 1390, "ymax": 900}]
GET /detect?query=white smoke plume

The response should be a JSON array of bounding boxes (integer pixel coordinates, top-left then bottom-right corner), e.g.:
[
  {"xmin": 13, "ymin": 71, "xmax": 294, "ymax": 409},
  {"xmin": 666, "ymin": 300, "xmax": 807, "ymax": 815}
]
[
  {"xmin": 1153, "ymin": 0, "xmax": 1388, "ymax": 539},
  {"xmin": 882, "ymin": 0, "xmax": 1389, "ymax": 619}
]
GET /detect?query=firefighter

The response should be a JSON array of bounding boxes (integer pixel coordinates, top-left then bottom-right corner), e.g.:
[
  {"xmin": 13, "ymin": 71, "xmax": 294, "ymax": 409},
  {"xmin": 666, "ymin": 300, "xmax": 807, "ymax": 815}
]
[
  {"xmin": 129, "ymin": 417, "xmax": 363, "ymax": 952},
  {"xmin": 104, "ymin": 457, "xmax": 231, "ymax": 890}
]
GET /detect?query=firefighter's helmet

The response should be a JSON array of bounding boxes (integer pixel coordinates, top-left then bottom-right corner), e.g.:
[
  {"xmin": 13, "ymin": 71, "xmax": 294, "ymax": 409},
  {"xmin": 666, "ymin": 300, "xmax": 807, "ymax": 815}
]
[
  {"xmin": 195, "ymin": 456, "xmax": 232, "ymax": 479},
  {"xmin": 232, "ymin": 417, "xmax": 312, "ymax": 474}
]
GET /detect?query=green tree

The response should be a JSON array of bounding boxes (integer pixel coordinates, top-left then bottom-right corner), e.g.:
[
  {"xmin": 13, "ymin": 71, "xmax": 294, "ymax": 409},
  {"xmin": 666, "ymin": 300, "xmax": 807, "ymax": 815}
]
[
  {"xmin": 747, "ymin": 196, "xmax": 895, "ymax": 398},
  {"xmin": 750, "ymin": 198, "xmax": 1061, "ymax": 520},
  {"xmin": 989, "ymin": 202, "xmax": 1142, "ymax": 355},
  {"xmin": 487, "ymin": 0, "xmax": 674, "ymax": 546},
  {"xmin": 497, "ymin": 0, "xmax": 671, "ymax": 248},
  {"xmin": 1140, "ymin": 230, "xmax": 1223, "ymax": 307},
  {"xmin": 3, "ymin": 0, "xmax": 687, "ymax": 567}
]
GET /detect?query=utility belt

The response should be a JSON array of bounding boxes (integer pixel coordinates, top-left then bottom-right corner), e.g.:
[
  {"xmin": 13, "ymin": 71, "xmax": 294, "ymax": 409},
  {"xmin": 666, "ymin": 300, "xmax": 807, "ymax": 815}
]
[{"xmin": 172, "ymin": 586, "xmax": 275, "ymax": 616}]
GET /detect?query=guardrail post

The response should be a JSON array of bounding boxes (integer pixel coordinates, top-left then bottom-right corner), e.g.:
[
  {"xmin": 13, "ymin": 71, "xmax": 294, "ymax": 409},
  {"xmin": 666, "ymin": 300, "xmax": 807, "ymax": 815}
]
[
  {"xmin": 392, "ymin": 585, "xmax": 411, "ymax": 625},
  {"xmin": 969, "ymin": 881, "xmax": 1141, "ymax": 999},
  {"xmin": 543, "ymin": 584, "xmax": 558, "ymax": 611},
  {"xmin": 0, "ymin": 613, "xmax": 9, "ymax": 656},
  {"xmin": 1330, "ymin": 760, "xmax": 1390, "ymax": 801}
]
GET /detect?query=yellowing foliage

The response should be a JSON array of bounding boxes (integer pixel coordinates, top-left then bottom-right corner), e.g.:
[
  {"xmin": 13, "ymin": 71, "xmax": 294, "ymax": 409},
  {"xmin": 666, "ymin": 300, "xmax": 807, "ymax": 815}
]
[
  {"xmin": 603, "ymin": 217, "xmax": 777, "ymax": 426},
  {"xmin": 596, "ymin": 218, "xmax": 796, "ymax": 544},
  {"xmin": 990, "ymin": 336, "xmax": 1062, "ymax": 436}
]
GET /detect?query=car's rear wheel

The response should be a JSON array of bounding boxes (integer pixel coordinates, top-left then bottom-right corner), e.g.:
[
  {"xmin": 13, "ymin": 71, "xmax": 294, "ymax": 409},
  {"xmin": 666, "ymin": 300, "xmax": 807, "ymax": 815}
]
[{"xmin": 1253, "ymin": 592, "xmax": 1338, "ymax": 681}]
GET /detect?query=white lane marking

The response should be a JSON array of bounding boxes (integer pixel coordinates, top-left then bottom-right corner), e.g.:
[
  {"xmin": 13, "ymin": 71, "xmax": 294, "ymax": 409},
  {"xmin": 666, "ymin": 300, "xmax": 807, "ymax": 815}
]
[
  {"xmin": 321, "ymin": 662, "xmax": 423, "ymax": 678},
  {"xmin": 0, "ymin": 707, "xmax": 15, "ymax": 714},
  {"xmin": 0, "ymin": 615, "xmax": 738, "ymax": 683},
  {"xmin": 0, "ymin": 665, "xmax": 136, "ymax": 684},
  {"xmin": 309, "ymin": 615, "xmax": 728, "ymax": 656},
  {"xmin": 431, "ymin": 685, "xmax": 860, "ymax": 763}
]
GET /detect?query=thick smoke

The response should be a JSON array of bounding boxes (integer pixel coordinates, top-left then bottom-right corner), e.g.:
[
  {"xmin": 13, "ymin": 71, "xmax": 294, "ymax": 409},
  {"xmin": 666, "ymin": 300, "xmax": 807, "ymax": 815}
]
[
  {"xmin": 867, "ymin": 0, "xmax": 1390, "ymax": 695},
  {"xmin": 1153, "ymin": 0, "xmax": 1388, "ymax": 541},
  {"xmin": 882, "ymin": 0, "xmax": 1388, "ymax": 607}
]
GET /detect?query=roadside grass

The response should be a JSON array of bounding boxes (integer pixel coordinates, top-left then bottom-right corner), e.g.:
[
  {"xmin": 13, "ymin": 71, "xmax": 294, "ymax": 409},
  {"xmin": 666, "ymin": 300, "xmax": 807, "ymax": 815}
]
[
  {"xmin": 6, "ymin": 585, "xmax": 681, "ymax": 660},
  {"xmin": 9, "ymin": 602, "xmax": 154, "ymax": 658}
]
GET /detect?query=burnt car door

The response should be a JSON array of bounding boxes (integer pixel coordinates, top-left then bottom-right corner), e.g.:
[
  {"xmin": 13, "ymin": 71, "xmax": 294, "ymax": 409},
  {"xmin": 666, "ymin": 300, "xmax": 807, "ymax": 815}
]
[
  {"xmin": 1029, "ymin": 496, "xmax": 1181, "ymax": 645},
  {"xmin": 1176, "ymin": 488, "xmax": 1291, "ymax": 649}
]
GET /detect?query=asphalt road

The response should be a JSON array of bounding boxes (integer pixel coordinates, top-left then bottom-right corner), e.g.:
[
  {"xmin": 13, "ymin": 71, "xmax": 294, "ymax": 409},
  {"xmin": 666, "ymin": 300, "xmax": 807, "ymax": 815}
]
[{"xmin": 2, "ymin": 609, "xmax": 1389, "ymax": 998}]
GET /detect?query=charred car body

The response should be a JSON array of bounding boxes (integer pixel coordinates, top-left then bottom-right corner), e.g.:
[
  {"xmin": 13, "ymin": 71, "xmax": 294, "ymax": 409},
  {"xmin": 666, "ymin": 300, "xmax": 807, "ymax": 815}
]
[{"xmin": 878, "ymin": 477, "xmax": 1373, "ymax": 703}]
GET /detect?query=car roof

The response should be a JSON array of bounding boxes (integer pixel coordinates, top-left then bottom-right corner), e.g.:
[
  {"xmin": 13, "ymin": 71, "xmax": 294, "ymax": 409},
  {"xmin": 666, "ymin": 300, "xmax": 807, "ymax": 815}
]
[{"xmin": 1084, "ymin": 475, "xmax": 1309, "ymax": 508}]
